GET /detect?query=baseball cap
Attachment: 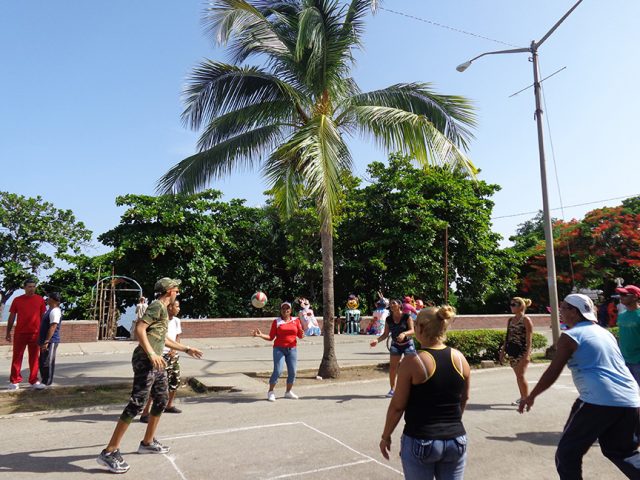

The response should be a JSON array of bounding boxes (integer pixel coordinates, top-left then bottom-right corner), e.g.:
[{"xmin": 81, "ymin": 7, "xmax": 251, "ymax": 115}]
[
  {"xmin": 564, "ymin": 294, "xmax": 597, "ymax": 321},
  {"xmin": 154, "ymin": 277, "xmax": 181, "ymax": 293},
  {"xmin": 280, "ymin": 301, "xmax": 292, "ymax": 309},
  {"xmin": 616, "ymin": 285, "xmax": 640, "ymax": 297}
]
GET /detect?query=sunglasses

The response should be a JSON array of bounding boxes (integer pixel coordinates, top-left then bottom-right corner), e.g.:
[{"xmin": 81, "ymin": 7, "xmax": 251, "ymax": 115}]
[{"xmin": 510, "ymin": 303, "xmax": 520, "ymax": 307}]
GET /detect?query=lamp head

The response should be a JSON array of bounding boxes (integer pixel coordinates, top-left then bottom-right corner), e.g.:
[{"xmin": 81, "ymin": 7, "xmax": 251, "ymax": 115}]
[{"xmin": 456, "ymin": 61, "xmax": 472, "ymax": 72}]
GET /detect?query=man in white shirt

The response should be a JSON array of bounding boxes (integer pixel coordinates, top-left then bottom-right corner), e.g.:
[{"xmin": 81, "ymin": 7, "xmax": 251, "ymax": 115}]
[{"xmin": 37, "ymin": 292, "xmax": 63, "ymax": 388}]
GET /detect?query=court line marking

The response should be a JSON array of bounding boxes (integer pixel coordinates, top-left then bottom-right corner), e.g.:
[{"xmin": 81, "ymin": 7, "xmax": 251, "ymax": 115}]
[
  {"xmin": 163, "ymin": 453, "xmax": 188, "ymax": 480},
  {"xmin": 161, "ymin": 421, "xmax": 403, "ymax": 478},
  {"xmin": 263, "ymin": 459, "xmax": 373, "ymax": 479},
  {"xmin": 301, "ymin": 422, "xmax": 403, "ymax": 476},
  {"xmin": 162, "ymin": 421, "xmax": 302, "ymax": 441}
]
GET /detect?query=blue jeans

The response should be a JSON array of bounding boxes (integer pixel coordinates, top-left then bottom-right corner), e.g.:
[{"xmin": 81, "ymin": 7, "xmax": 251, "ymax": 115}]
[
  {"xmin": 400, "ymin": 434, "xmax": 467, "ymax": 480},
  {"xmin": 269, "ymin": 347, "xmax": 298, "ymax": 385}
]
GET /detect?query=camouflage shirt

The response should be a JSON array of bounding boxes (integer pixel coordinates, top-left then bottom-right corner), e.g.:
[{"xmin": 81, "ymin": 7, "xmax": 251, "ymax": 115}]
[{"xmin": 132, "ymin": 300, "xmax": 169, "ymax": 361}]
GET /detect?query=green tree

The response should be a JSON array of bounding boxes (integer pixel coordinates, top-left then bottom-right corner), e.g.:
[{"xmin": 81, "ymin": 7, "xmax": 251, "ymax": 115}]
[
  {"xmin": 44, "ymin": 253, "xmax": 114, "ymax": 320},
  {"xmin": 0, "ymin": 192, "xmax": 91, "ymax": 318},
  {"xmin": 335, "ymin": 155, "xmax": 508, "ymax": 312},
  {"xmin": 157, "ymin": 0, "xmax": 476, "ymax": 377},
  {"xmin": 98, "ymin": 191, "xmax": 229, "ymax": 318}
]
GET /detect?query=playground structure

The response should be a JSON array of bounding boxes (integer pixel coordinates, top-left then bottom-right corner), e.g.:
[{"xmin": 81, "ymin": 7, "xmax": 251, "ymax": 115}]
[{"xmin": 91, "ymin": 269, "xmax": 142, "ymax": 340}]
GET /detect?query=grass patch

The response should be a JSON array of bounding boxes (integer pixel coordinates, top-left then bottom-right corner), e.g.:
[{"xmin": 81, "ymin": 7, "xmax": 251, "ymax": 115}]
[{"xmin": 0, "ymin": 382, "xmax": 204, "ymax": 416}]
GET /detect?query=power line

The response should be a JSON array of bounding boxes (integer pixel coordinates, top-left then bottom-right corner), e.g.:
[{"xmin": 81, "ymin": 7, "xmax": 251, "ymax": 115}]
[
  {"xmin": 508, "ymin": 66, "xmax": 567, "ymax": 98},
  {"xmin": 379, "ymin": 6, "xmax": 520, "ymax": 48},
  {"xmin": 491, "ymin": 194, "xmax": 640, "ymax": 220}
]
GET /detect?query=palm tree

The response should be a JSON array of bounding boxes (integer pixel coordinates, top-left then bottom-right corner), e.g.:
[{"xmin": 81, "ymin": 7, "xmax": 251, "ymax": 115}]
[{"xmin": 157, "ymin": 0, "xmax": 477, "ymax": 378}]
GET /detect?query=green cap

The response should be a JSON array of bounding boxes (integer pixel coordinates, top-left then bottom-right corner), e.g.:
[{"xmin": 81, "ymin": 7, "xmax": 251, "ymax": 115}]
[{"xmin": 154, "ymin": 277, "xmax": 182, "ymax": 293}]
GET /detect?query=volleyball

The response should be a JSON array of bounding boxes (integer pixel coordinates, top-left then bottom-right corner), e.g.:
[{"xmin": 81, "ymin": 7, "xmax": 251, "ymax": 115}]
[{"xmin": 251, "ymin": 291, "xmax": 268, "ymax": 309}]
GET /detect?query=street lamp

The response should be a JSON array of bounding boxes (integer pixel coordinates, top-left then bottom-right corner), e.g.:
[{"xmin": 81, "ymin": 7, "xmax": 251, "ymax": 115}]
[{"xmin": 456, "ymin": 0, "xmax": 583, "ymax": 347}]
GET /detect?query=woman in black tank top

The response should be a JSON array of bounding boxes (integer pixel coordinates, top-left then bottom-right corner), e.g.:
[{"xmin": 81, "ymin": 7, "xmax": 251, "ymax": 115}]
[
  {"xmin": 499, "ymin": 297, "xmax": 534, "ymax": 406},
  {"xmin": 370, "ymin": 298, "xmax": 416, "ymax": 397},
  {"xmin": 379, "ymin": 306, "xmax": 471, "ymax": 480}
]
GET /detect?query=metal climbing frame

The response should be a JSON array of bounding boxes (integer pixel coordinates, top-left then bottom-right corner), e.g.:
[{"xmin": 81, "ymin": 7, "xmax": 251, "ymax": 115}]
[{"xmin": 91, "ymin": 272, "xmax": 143, "ymax": 340}]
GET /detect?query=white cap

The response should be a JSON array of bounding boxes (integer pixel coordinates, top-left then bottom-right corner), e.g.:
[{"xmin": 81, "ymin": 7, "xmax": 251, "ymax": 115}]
[{"xmin": 564, "ymin": 294, "xmax": 597, "ymax": 322}]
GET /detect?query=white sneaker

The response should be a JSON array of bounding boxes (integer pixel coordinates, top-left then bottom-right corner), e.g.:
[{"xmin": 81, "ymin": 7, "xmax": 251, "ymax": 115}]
[
  {"xmin": 267, "ymin": 391, "xmax": 276, "ymax": 402},
  {"xmin": 284, "ymin": 391, "xmax": 299, "ymax": 399},
  {"xmin": 34, "ymin": 383, "xmax": 47, "ymax": 390},
  {"xmin": 7, "ymin": 383, "xmax": 19, "ymax": 391}
]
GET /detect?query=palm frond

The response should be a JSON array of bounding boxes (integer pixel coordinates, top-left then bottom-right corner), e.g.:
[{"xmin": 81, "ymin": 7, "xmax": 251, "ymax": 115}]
[
  {"xmin": 196, "ymin": 100, "xmax": 296, "ymax": 151},
  {"xmin": 268, "ymin": 114, "xmax": 352, "ymax": 223},
  {"xmin": 204, "ymin": 0, "xmax": 292, "ymax": 63},
  {"xmin": 156, "ymin": 124, "xmax": 287, "ymax": 194},
  {"xmin": 264, "ymin": 161, "xmax": 306, "ymax": 216},
  {"xmin": 341, "ymin": 83, "xmax": 476, "ymax": 150},
  {"xmin": 341, "ymin": 0, "xmax": 374, "ymax": 47},
  {"xmin": 349, "ymin": 105, "xmax": 478, "ymax": 176},
  {"xmin": 181, "ymin": 61, "xmax": 303, "ymax": 130}
]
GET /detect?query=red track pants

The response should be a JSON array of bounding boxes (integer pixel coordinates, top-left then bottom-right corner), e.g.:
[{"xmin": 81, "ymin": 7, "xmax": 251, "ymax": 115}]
[{"xmin": 10, "ymin": 332, "xmax": 40, "ymax": 384}]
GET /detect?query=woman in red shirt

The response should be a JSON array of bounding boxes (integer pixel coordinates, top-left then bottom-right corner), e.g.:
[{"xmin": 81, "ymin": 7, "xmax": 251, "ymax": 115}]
[{"xmin": 253, "ymin": 302, "xmax": 304, "ymax": 402}]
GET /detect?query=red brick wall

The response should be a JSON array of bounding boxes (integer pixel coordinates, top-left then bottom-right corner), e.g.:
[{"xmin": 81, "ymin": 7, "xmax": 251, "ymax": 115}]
[
  {"xmin": 179, "ymin": 314, "xmax": 551, "ymax": 338},
  {"xmin": 0, "ymin": 314, "xmax": 551, "ymax": 343},
  {"xmin": 0, "ymin": 320, "xmax": 98, "ymax": 345}
]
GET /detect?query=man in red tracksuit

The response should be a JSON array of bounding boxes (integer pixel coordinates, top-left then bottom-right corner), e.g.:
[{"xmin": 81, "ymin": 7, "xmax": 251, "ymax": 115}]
[{"xmin": 5, "ymin": 278, "xmax": 46, "ymax": 390}]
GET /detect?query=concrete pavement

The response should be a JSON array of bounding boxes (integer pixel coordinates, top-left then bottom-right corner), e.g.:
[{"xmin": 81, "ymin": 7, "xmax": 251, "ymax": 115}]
[
  {"xmin": 1, "ymin": 330, "xmax": 631, "ymax": 479},
  {"xmin": 0, "ymin": 335, "xmax": 392, "ymax": 393}
]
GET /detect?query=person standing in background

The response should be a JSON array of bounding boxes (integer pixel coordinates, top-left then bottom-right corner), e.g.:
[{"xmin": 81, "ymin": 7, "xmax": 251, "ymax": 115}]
[
  {"xmin": 5, "ymin": 278, "xmax": 46, "ymax": 390},
  {"xmin": 37, "ymin": 292, "xmax": 63, "ymax": 389},
  {"xmin": 132, "ymin": 296, "xmax": 148, "ymax": 341},
  {"xmin": 615, "ymin": 285, "xmax": 640, "ymax": 385}
]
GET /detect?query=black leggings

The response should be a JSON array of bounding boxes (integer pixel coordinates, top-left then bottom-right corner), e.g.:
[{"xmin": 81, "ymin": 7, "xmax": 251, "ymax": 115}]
[{"xmin": 556, "ymin": 399, "xmax": 640, "ymax": 480}]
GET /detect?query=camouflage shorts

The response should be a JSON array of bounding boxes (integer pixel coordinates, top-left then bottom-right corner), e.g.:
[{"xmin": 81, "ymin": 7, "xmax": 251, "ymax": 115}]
[
  {"xmin": 119, "ymin": 354, "xmax": 169, "ymax": 423},
  {"xmin": 163, "ymin": 353, "xmax": 181, "ymax": 392}
]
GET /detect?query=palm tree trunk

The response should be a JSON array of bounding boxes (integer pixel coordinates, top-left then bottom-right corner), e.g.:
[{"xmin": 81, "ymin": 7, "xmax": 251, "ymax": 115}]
[{"xmin": 318, "ymin": 218, "xmax": 340, "ymax": 378}]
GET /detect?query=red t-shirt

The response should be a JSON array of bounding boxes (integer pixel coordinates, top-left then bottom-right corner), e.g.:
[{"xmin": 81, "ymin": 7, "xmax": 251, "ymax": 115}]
[
  {"xmin": 269, "ymin": 317, "xmax": 304, "ymax": 348},
  {"xmin": 9, "ymin": 294, "xmax": 46, "ymax": 334}
]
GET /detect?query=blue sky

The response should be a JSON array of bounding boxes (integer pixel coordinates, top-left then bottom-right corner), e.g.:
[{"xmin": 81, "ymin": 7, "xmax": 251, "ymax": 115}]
[{"xmin": 1, "ymin": 0, "xmax": 639, "ymax": 259}]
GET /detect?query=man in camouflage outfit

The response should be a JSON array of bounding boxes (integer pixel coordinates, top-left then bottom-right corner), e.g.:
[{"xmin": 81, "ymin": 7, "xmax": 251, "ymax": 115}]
[{"xmin": 97, "ymin": 278, "xmax": 203, "ymax": 474}]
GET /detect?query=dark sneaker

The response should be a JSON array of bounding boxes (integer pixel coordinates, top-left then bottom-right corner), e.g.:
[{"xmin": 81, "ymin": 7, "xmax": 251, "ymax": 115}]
[
  {"xmin": 97, "ymin": 449, "xmax": 130, "ymax": 474},
  {"xmin": 139, "ymin": 414, "xmax": 149, "ymax": 424},
  {"xmin": 164, "ymin": 406, "xmax": 182, "ymax": 414},
  {"xmin": 137, "ymin": 438, "xmax": 170, "ymax": 454}
]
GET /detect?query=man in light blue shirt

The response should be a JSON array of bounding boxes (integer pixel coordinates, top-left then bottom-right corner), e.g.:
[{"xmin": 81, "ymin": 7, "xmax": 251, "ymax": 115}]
[{"xmin": 519, "ymin": 294, "xmax": 640, "ymax": 480}]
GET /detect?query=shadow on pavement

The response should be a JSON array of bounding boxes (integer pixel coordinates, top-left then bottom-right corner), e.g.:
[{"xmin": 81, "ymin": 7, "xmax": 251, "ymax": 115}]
[
  {"xmin": 0, "ymin": 446, "xmax": 103, "ymax": 474},
  {"xmin": 41, "ymin": 413, "xmax": 118, "ymax": 424},
  {"xmin": 299, "ymin": 393, "xmax": 387, "ymax": 403},
  {"xmin": 486, "ymin": 431, "xmax": 562, "ymax": 446}
]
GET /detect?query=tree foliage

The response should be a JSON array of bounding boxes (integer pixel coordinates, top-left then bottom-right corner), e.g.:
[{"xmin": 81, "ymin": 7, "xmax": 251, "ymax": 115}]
[
  {"xmin": 510, "ymin": 196, "xmax": 640, "ymax": 307},
  {"xmin": 98, "ymin": 191, "xmax": 229, "ymax": 318},
  {"xmin": 0, "ymin": 192, "xmax": 91, "ymax": 314},
  {"xmin": 334, "ymin": 155, "xmax": 513, "ymax": 312}
]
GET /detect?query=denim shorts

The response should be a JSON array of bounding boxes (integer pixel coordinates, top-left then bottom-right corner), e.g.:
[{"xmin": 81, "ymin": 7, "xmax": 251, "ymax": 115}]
[
  {"xmin": 390, "ymin": 339, "xmax": 417, "ymax": 356},
  {"xmin": 400, "ymin": 434, "xmax": 467, "ymax": 480}
]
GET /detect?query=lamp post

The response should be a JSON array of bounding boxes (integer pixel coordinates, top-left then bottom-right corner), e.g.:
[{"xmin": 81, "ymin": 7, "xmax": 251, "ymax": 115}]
[{"xmin": 456, "ymin": 0, "xmax": 583, "ymax": 347}]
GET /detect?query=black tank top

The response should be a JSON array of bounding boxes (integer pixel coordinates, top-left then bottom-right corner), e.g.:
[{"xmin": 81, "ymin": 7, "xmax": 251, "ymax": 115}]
[
  {"xmin": 387, "ymin": 313, "xmax": 411, "ymax": 343},
  {"xmin": 403, "ymin": 346, "xmax": 466, "ymax": 439}
]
